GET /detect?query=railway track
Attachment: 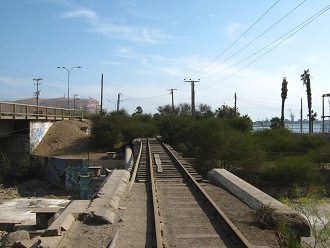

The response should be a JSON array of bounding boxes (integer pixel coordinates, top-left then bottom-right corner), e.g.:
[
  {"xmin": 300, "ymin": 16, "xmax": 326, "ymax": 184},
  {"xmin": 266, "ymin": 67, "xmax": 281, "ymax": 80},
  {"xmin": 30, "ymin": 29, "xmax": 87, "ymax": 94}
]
[{"xmin": 141, "ymin": 138, "xmax": 256, "ymax": 248}]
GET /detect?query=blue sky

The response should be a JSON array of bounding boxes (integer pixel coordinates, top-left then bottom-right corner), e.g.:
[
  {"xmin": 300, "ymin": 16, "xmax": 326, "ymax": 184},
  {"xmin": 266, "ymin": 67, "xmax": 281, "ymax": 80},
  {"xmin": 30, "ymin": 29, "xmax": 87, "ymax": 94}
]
[{"xmin": 1, "ymin": 0, "xmax": 330, "ymax": 121}]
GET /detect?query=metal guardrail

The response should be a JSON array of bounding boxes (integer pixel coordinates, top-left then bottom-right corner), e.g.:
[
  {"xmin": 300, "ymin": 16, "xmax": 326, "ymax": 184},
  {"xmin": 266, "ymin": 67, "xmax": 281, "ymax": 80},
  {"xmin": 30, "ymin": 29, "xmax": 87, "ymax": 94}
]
[{"xmin": 0, "ymin": 102, "xmax": 83, "ymax": 121}]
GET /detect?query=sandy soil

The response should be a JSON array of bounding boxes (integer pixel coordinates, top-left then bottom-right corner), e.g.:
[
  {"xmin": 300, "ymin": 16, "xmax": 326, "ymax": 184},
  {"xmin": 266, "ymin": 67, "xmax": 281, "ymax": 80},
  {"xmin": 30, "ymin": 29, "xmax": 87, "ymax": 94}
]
[
  {"xmin": 0, "ymin": 180, "xmax": 71, "ymax": 200},
  {"xmin": 61, "ymin": 183, "xmax": 152, "ymax": 248},
  {"xmin": 33, "ymin": 119, "xmax": 109, "ymax": 160}
]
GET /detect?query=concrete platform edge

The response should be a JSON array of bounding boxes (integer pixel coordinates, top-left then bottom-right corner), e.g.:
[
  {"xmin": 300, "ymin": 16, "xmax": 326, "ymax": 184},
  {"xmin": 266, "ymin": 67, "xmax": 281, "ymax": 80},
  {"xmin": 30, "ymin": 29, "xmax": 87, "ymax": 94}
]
[{"xmin": 208, "ymin": 169, "xmax": 310, "ymax": 237}]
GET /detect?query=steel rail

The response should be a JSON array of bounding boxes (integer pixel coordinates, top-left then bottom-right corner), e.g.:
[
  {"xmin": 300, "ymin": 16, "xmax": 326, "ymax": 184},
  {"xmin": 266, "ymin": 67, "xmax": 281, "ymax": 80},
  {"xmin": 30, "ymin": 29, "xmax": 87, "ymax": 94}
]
[
  {"xmin": 128, "ymin": 138, "xmax": 143, "ymax": 191},
  {"xmin": 160, "ymin": 141, "xmax": 256, "ymax": 248},
  {"xmin": 147, "ymin": 138, "xmax": 163, "ymax": 248}
]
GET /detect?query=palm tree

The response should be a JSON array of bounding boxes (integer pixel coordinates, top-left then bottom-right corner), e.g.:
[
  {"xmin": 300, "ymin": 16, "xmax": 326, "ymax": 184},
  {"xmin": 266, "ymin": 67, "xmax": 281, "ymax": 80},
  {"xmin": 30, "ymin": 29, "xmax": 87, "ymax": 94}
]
[
  {"xmin": 281, "ymin": 77, "xmax": 288, "ymax": 128},
  {"xmin": 301, "ymin": 69, "xmax": 312, "ymax": 133}
]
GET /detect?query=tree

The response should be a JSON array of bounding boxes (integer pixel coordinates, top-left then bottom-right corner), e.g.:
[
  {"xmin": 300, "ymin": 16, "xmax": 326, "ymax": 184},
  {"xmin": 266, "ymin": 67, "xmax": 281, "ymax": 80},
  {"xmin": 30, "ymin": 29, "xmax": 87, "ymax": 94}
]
[
  {"xmin": 216, "ymin": 104, "xmax": 239, "ymax": 119},
  {"xmin": 177, "ymin": 103, "xmax": 191, "ymax": 116},
  {"xmin": 301, "ymin": 69, "xmax": 313, "ymax": 133},
  {"xmin": 133, "ymin": 106, "xmax": 143, "ymax": 115},
  {"xmin": 281, "ymin": 77, "xmax": 288, "ymax": 128},
  {"xmin": 270, "ymin": 117, "xmax": 282, "ymax": 129},
  {"xmin": 196, "ymin": 103, "xmax": 214, "ymax": 119}
]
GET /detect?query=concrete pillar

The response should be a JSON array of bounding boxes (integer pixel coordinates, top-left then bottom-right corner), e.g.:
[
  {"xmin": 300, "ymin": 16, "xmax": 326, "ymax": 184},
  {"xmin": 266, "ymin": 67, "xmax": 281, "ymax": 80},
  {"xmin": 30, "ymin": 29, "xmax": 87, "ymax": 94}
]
[{"xmin": 124, "ymin": 145, "xmax": 134, "ymax": 170}]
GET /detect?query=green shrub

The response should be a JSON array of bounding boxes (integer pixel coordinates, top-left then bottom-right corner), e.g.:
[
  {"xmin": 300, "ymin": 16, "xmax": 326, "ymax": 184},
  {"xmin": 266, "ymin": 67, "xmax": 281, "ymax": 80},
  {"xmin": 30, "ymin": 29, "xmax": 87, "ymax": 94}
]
[
  {"xmin": 266, "ymin": 156, "xmax": 319, "ymax": 188},
  {"xmin": 156, "ymin": 115, "xmax": 192, "ymax": 145},
  {"xmin": 308, "ymin": 143, "xmax": 330, "ymax": 170},
  {"xmin": 253, "ymin": 128, "xmax": 299, "ymax": 153},
  {"xmin": 225, "ymin": 115, "xmax": 253, "ymax": 132},
  {"xmin": 186, "ymin": 118, "xmax": 266, "ymax": 179},
  {"xmin": 297, "ymin": 134, "xmax": 326, "ymax": 153},
  {"xmin": 91, "ymin": 112, "xmax": 158, "ymax": 148}
]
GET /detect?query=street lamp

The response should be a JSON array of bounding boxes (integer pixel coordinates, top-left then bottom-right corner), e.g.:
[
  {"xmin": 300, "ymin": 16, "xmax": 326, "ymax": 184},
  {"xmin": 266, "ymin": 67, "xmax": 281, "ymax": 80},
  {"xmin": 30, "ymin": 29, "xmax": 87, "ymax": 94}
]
[{"xmin": 57, "ymin": 66, "xmax": 81, "ymax": 109}]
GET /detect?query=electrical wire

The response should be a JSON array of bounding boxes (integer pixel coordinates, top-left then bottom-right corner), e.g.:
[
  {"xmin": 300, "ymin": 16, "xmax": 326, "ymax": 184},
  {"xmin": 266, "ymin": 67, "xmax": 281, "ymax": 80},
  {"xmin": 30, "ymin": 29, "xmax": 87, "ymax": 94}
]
[
  {"xmin": 201, "ymin": 5, "xmax": 330, "ymax": 81},
  {"xmin": 196, "ymin": 0, "xmax": 308, "ymax": 80},
  {"xmin": 199, "ymin": 5, "xmax": 330, "ymax": 91},
  {"xmin": 0, "ymin": 65, "xmax": 65, "ymax": 82},
  {"xmin": 190, "ymin": 0, "xmax": 282, "ymax": 79},
  {"xmin": 122, "ymin": 93, "xmax": 169, "ymax": 101}
]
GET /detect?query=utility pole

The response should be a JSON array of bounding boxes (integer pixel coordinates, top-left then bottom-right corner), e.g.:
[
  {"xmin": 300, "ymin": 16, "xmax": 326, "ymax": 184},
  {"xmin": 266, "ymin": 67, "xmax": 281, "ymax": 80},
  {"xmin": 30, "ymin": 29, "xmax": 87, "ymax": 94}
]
[
  {"xmin": 168, "ymin": 88, "xmax": 177, "ymax": 113},
  {"xmin": 234, "ymin": 92, "xmax": 237, "ymax": 117},
  {"xmin": 74, "ymin": 94, "xmax": 79, "ymax": 111},
  {"xmin": 33, "ymin": 78, "xmax": 42, "ymax": 118},
  {"xmin": 322, "ymin": 93, "xmax": 330, "ymax": 133},
  {"xmin": 184, "ymin": 79, "xmax": 199, "ymax": 121},
  {"xmin": 300, "ymin": 98, "xmax": 303, "ymax": 134},
  {"xmin": 100, "ymin": 74, "xmax": 104, "ymax": 114},
  {"xmin": 117, "ymin": 93, "xmax": 121, "ymax": 113}
]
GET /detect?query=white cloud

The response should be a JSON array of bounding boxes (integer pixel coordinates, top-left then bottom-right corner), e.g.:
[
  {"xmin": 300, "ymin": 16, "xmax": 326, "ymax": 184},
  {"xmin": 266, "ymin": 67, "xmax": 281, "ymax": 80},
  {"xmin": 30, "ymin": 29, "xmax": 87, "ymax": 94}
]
[
  {"xmin": 61, "ymin": 7, "xmax": 172, "ymax": 44},
  {"xmin": 223, "ymin": 23, "xmax": 241, "ymax": 40},
  {"xmin": 0, "ymin": 76, "xmax": 27, "ymax": 86},
  {"xmin": 62, "ymin": 9, "xmax": 97, "ymax": 22},
  {"xmin": 114, "ymin": 46, "xmax": 135, "ymax": 59},
  {"xmin": 160, "ymin": 67, "xmax": 186, "ymax": 77},
  {"xmin": 100, "ymin": 60, "xmax": 122, "ymax": 66}
]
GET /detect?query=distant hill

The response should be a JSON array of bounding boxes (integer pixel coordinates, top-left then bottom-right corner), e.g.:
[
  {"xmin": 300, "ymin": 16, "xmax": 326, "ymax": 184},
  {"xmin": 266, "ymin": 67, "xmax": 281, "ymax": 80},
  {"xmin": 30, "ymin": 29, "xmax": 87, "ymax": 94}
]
[{"xmin": 14, "ymin": 97, "xmax": 100, "ymax": 113}]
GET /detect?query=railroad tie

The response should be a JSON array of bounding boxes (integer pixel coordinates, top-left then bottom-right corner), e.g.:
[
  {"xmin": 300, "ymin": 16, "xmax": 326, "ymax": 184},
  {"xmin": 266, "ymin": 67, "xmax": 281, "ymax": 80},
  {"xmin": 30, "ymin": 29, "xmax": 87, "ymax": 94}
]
[{"xmin": 153, "ymin": 154, "xmax": 163, "ymax": 173}]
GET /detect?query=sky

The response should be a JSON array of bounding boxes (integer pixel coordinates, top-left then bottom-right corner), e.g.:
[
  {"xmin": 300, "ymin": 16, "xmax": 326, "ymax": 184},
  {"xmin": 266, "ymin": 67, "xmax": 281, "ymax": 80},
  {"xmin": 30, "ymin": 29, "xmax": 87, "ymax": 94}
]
[{"xmin": 1, "ymin": 0, "xmax": 330, "ymax": 121}]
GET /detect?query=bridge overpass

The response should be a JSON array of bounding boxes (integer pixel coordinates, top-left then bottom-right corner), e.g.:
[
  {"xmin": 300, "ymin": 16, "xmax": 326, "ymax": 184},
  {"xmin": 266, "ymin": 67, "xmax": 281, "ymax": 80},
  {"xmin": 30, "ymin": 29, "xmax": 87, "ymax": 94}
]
[
  {"xmin": 0, "ymin": 101, "xmax": 83, "ymax": 121},
  {"xmin": 0, "ymin": 101, "xmax": 84, "ymax": 159}
]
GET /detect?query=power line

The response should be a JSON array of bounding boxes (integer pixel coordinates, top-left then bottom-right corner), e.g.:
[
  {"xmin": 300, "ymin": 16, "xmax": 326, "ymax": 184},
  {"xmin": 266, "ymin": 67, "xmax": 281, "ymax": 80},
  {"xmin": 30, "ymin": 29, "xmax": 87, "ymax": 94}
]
[
  {"xmin": 194, "ymin": 0, "xmax": 307, "ymax": 80},
  {"xmin": 123, "ymin": 93, "xmax": 169, "ymax": 101},
  {"xmin": 201, "ymin": 5, "xmax": 330, "ymax": 81},
  {"xmin": 0, "ymin": 65, "xmax": 64, "ymax": 82},
  {"xmin": 199, "ymin": 5, "xmax": 330, "ymax": 91},
  {"xmin": 190, "ymin": 0, "xmax": 281, "ymax": 78}
]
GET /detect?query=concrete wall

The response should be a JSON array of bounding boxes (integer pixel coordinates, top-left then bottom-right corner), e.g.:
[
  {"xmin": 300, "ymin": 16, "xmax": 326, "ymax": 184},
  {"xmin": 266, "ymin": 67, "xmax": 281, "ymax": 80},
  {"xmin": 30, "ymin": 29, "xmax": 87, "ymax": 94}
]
[
  {"xmin": 43, "ymin": 157, "xmax": 88, "ymax": 191},
  {"xmin": 29, "ymin": 121, "xmax": 53, "ymax": 152}
]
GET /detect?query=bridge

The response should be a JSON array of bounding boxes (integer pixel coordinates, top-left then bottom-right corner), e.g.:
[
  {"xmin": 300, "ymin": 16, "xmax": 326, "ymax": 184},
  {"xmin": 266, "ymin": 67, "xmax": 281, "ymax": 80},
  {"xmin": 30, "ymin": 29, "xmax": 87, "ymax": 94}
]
[
  {"xmin": 0, "ymin": 101, "xmax": 84, "ymax": 156},
  {"xmin": 0, "ymin": 101, "xmax": 83, "ymax": 120}
]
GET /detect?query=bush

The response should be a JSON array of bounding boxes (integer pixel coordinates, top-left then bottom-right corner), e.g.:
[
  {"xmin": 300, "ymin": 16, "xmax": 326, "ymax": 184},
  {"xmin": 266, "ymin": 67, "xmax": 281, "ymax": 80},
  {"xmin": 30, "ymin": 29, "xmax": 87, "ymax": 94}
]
[
  {"xmin": 297, "ymin": 134, "xmax": 327, "ymax": 153},
  {"xmin": 186, "ymin": 118, "xmax": 266, "ymax": 179},
  {"xmin": 265, "ymin": 156, "xmax": 320, "ymax": 188},
  {"xmin": 308, "ymin": 143, "xmax": 330, "ymax": 168},
  {"xmin": 253, "ymin": 128, "xmax": 299, "ymax": 153},
  {"xmin": 155, "ymin": 115, "xmax": 192, "ymax": 146},
  {"xmin": 91, "ymin": 112, "xmax": 158, "ymax": 149},
  {"xmin": 225, "ymin": 115, "xmax": 253, "ymax": 132}
]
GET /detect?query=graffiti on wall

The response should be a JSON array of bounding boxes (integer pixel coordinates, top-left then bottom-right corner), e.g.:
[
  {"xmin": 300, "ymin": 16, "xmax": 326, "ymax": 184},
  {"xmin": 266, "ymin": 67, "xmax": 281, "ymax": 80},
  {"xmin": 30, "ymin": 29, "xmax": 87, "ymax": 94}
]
[
  {"xmin": 65, "ymin": 160, "xmax": 88, "ymax": 191},
  {"xmin": 46, "ymin": 157, "xmax": 66, "ymax": 188},
  {"xmin": 29, "ymin": 121, "xmax": 53, "ymax": 152},
  {"xmin": 45, "ymin": 157, "xmax": 88, "ymax": 191}
]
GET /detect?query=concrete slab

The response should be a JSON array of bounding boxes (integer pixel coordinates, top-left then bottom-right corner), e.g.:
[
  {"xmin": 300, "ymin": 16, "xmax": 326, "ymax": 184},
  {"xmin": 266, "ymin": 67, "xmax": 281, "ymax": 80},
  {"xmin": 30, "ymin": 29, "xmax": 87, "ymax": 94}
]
[
  {"xmin": 0, "ymin": 198, "xmax": 69, "ymax": 225},
  {"xmin": 43, "ymin": 200, "xmax": 89, "ymax": 236},
  {"xmin": 82, "ymin": 170, "xmax": 130, "ymax": 224},
  {"xmin": 208, "ymin": 169, "xmax": 310, "ymax": 237}
]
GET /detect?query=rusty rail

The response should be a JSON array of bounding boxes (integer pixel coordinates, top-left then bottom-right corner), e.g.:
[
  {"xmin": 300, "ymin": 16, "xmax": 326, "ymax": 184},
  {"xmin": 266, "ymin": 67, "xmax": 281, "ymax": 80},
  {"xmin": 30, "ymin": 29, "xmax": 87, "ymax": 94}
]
[
  {"xmin": 0, "ymin": 102, "xmax": 83, "ymax": 120},
  {"xmin": 147, "ymin": 138, "xmax": 164, "ymax": 248},
  {"xmin": 160, "ymin": 141, "xmax": 256, "ymax": 248}
]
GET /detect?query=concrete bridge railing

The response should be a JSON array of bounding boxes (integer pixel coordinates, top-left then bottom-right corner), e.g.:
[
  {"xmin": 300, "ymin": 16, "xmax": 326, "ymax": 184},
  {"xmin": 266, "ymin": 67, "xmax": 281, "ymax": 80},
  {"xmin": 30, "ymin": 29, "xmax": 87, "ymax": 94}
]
[{"xmin": 0, "ymin": 102, "xmax": 83, "ymax": 120}]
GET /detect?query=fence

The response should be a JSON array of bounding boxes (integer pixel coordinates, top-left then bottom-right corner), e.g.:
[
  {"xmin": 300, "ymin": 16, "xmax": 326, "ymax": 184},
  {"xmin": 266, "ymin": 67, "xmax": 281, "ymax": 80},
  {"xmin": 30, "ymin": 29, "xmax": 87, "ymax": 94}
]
[{"xmin": 0, "ymin": 102, "xmax": 83, "ymax": 120}]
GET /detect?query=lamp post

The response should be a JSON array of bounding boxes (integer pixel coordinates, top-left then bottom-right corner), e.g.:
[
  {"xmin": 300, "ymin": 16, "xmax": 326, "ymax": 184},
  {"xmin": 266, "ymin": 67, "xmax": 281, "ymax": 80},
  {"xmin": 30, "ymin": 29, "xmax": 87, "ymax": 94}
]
[{"xmin": 57, "ymin": 66, "xmax": 81, "ymax": 109}]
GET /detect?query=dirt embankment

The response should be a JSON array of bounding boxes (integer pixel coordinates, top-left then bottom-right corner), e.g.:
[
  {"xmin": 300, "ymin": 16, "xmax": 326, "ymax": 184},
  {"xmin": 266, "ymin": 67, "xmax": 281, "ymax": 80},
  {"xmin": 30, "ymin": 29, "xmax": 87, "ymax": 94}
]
[{"xmin": 33, "ymin": 120, "xmax": 108, "ymax": 159}]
